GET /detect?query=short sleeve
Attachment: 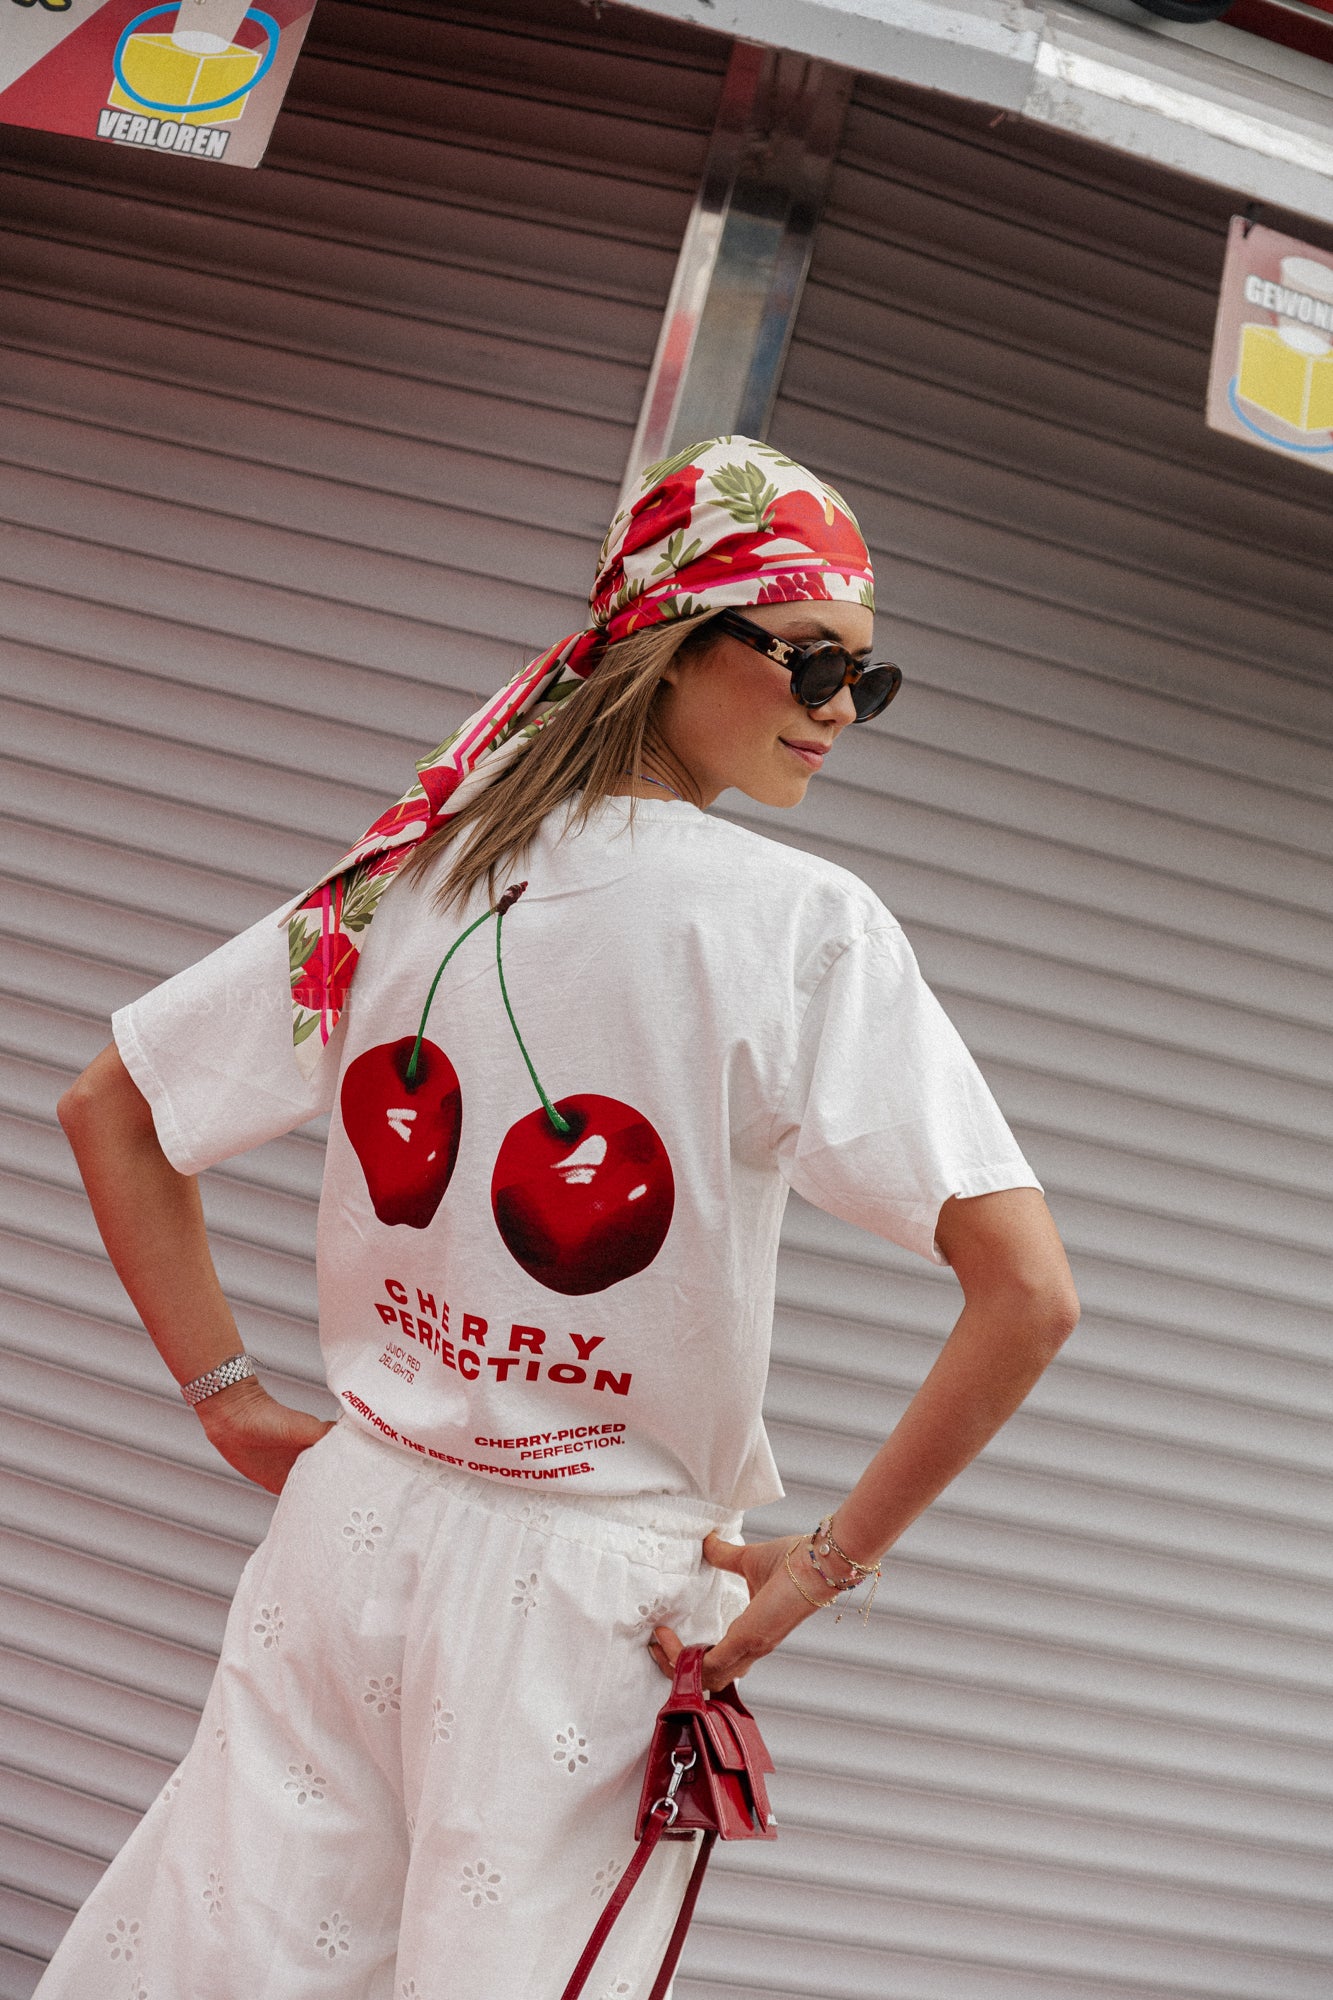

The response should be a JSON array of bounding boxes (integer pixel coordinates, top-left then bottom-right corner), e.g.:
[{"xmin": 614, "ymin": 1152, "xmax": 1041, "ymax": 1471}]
[
  {"xmin": 772, "ymin": 924, "xmax": 1041, "ymax": 1264},
  {"xmin": 112, "ymin": 904, "xmax": 340, "ymax": 1176}
]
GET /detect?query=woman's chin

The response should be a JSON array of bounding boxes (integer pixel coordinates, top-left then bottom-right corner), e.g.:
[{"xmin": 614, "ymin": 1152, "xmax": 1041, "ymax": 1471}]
[{"xmin": 733, "ymin": 767, "xmax": 811, "ymax": 810}]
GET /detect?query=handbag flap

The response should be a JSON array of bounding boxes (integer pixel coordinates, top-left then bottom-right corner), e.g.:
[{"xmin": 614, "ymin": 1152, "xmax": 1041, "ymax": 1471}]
[
  {"xmin": 723, "ymin": 1704, "xmax": 776, "ymax": 1778},
  {"xmin": 699, "ymin": 1707, "xmax": 746, "ymax": 1772}
]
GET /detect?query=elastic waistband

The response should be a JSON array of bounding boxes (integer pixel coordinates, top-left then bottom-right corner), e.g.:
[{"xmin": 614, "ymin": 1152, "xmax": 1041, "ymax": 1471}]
[{"xmin": 338, "ymin": 1417, "xmax": 742, "ymax": 1575}]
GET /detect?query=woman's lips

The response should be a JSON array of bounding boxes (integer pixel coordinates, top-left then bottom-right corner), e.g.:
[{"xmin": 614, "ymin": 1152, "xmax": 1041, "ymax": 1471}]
[{"xmin": 780, "ymin": 738, "xmax": 828, "ymax": 771}]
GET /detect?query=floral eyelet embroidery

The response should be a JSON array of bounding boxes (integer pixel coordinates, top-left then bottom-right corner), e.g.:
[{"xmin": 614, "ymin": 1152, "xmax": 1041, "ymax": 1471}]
[
  {"xmin": 511, "ymin": 1572, "xmax": 541, "ymax": 1616},
  {"xmin": 431, "ymin": 1697, "xmax": 455, "ymax": 1744},
  {"xmin": 283, "ymin": 1762, "xmax": 327, "ymax": 1806},
  {"xmin": 105, "ymin": 1917, "xmax": 141, "ymax": 1962},
  {"xmin": 633, "ymin": 1528, "xmax": 669, "ymax": 1566},
  {"xmin": 343, "ymin": 1509, "xmax": 384, "ymax": 1554},
  {"xmin": 252, "ymin": 1603, "xmax": 284, "ymax": 1648},
  {"xmin": 517, "ymin": 1501, "xmax": 551, "ymax": 1530},
  {"xmin": 401, "ymin": 1981, "xmax": 423, "ymax": 1999},
  {"xmin": 553, "ymin": 1724, "xmax": 589, "ymax": 1774},
  {"xmin": 159, "ymin": 1772, "xmax": 182, "ymax": 1806},
  {"xmin": 590, "ymin": 1860, "xmax": 623, "ymax": 1900},
  {"xmin": 202, "ymin": 1871, "xmax": 224, "ymax": 1919},
  {"xmin": 214, "ymin": 1726, "xmax": 227, "ymax": 1753},
  {"xmin": 600, "ymin": 1979, "xmax": 634, "ymax": 1999},
  {"xmin": 458, "ymin": 1858, "xmax": 503, "ymax": 1907},
  {"xmin": 363, "ymin": 1673, "xmax": 402, "ymax": 1714},
  {"xmin": 315, "ymin": 1911, "xmax": 351, "ymax": 1960}
]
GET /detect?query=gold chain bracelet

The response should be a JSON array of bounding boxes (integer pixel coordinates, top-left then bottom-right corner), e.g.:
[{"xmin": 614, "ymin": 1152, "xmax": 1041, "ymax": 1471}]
[
  {"xmin": 783, "ymin": 1540, "xmax": 834, "ymax": 1612},
  {"xmin": 811, "ymin": 1518, "xmax": 883, "ymax": 1624}
]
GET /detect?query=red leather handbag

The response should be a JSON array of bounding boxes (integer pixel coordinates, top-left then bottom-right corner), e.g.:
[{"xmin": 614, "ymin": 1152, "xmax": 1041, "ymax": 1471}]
[{"xmin": 559, "ymin": 1646, "xmax": 777, "ymax": 2000}]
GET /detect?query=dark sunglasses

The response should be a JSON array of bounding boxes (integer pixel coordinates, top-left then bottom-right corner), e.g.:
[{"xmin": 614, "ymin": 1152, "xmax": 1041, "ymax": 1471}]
[{"xmin": 712, "ymin": 609, "xmax": 902, "ymax": 724}]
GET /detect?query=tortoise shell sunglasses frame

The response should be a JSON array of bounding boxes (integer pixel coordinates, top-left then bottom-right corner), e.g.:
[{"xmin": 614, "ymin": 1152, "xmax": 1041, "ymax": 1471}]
[{"xmin": 710, "ymin": 609, "xmax": 903, "ymax": 724}]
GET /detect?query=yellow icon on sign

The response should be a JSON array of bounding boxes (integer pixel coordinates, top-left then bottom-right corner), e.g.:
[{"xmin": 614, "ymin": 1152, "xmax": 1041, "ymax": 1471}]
[
  {"xmin": 109, "ymin": 34, "xmax": 261, "ymax": 124},
  {"xmin": 108, "ymin": 0, "xmax": 273, "ymax": 128},
  {"xmin": 1237, "ymin": 325, "xmax": 1333, "ymax": 434}
]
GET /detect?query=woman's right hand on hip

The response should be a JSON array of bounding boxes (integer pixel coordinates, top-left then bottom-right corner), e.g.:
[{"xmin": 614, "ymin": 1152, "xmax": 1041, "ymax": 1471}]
[{"xmin": 196, "ymin": 1376, "xmax": 335, "ymax": 1494}]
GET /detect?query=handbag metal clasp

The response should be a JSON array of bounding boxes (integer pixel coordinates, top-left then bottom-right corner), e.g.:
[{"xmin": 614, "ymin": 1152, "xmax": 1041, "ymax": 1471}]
[{"xmin": 649, "ymin": 1739, "xmax": 698, "ymax": 1828}]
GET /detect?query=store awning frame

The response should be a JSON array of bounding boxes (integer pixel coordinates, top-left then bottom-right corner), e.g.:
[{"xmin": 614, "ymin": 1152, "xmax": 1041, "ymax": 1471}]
[{"xmin": 626, "ymin": 0, "xmax": 1333, "ymax": 226}]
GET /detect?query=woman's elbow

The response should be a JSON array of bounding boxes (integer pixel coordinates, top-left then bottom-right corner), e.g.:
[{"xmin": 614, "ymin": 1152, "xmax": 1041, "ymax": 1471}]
[
  {"xmin": 974, "ymin": 1269, "xmax": 1080, "ymax": 1364},
  {"xmin": 57, "ymin": 1044, "xmax": 154, "ymax": 1146},
  {"xmin": 57, "ymin": 1070, "xmax": 99, "ymax": 1139},
  {"xmin": 1036, "ymin": 1278, "xmax": 1081, "ymax": 1358}
]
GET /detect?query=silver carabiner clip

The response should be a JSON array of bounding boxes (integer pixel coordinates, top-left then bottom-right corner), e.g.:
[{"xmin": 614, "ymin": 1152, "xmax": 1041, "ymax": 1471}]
[{"xmin": 649, "ymin": 1737, "xmax": 698, "ymax": 1826}]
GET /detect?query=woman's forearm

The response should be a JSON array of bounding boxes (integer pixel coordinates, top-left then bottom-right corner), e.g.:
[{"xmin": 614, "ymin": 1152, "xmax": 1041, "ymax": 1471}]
[
  {"xmin": 830, "ymin": 1186, "xmax": 1079, "ymax": 1569},
  {"xmin": 60, "ymin": 1044, "xmax": 335, "ymax": 1490},
  {"xmin": 58, "ymin": 1043, "xmax": 244, "ymax": 1390},
  {"xmin": 826, "ymin": 1281, "xmax": 1075, "ymax": 1568}
]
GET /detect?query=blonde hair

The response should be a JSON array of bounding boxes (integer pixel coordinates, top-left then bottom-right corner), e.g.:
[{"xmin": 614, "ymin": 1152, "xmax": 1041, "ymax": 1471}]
[{"xmin": 403, "ymin": 612, "xmax": 716, "ymax": 913}]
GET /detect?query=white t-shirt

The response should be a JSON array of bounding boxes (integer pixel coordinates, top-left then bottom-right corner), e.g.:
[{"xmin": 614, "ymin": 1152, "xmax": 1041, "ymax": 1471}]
[{"xmin": 114, "ymin": 798, "xmax": 1039, "ymax": 1511}]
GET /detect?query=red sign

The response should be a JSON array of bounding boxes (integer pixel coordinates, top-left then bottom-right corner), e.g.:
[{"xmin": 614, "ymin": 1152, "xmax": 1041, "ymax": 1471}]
[
  {"xmin": 0, "ymin": 0, "xmax": 316, "ymax": 168},
  {"xmin": 1207, "ymin": 217, "xmax": 1333, "ymax": 472}
]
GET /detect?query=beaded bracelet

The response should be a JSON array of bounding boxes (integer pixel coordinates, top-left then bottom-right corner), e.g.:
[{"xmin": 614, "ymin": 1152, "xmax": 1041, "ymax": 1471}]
[
  {"xmin": 784, "ymin": 1538, "xmax": 883, "ymax": 1625},
  {"xmin": 805, "ymin": 1545, "xmax": 861, "ymax": 1594},
  {"xmin": 811, "ymin": 1517, "xmax": 883, "ymax": 1623},
  {"xmin": 814, "ymin": 1514, "xmax": 878, "ymax": 1578}
]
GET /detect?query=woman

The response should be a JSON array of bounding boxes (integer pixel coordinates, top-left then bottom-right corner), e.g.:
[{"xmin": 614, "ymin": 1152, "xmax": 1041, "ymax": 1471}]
[{"xmin": 44, "ymin": 437, "xmax": 1078, "ymax": 2000}]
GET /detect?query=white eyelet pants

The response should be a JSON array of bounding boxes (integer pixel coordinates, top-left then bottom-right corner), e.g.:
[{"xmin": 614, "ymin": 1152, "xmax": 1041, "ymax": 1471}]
[{"xmin": 34, "ymin": 1419, "xmax": 747, "ymax": 2000}]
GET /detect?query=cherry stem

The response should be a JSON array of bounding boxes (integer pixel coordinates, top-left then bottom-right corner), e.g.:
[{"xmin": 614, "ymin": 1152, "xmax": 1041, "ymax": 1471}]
[
  {"xmin": 404, "ymin": 882, "xmax": 530, "ymax": 1090},
  {"xmin": 495, "ymin": 908, "xmax": 571, "ymax": 1136},
  {"xmin": 404, "ymin": 912, "xmax": 494, "ymax": 1089}
]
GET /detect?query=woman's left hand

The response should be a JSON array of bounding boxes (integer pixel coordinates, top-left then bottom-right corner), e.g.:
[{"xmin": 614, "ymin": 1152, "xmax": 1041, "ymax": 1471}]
[{"xmin": 648, "ymin": 1531, "xmax": 832, "ymax": 1691}]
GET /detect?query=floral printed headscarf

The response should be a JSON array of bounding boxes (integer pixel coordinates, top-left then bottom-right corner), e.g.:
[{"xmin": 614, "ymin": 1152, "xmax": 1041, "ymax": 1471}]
[{"xmin": 285, "ymin": 435, "xmax": 875, "ymax": 1073}]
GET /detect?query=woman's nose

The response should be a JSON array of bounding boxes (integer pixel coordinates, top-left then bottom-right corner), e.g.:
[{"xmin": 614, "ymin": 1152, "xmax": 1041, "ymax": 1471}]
[{"xmin": 809, "ymin": 682, "xmax": 858, "ymax": 728}]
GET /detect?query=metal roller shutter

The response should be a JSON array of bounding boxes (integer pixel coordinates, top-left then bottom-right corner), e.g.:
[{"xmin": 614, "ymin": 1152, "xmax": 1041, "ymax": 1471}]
[
  {"xmin": 4, "ymin": 7, "xmax": 1333, "ymax": 1995},
  {"xmin": 0, "ymin": 3, "xmax": 727, "ymax": 1990},
  {"xmin": 697, "ymin": 77, "xmax": 1333, "ymax": 2000}
]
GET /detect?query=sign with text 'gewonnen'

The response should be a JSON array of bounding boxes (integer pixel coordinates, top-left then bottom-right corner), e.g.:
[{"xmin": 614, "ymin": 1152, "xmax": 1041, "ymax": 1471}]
[
  {"xmin": 0, "ymin": 0, "xmax": 316, "ymax": 169},
  {"xmin": 1207, "ymin": 217, "xmax": 1333, "ymax": 472}
]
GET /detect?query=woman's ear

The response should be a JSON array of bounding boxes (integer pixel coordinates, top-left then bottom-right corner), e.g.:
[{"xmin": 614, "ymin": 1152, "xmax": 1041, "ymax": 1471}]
[{"xmin": 660, "ymin": 626, "xmax": 713, "ymax": 690}]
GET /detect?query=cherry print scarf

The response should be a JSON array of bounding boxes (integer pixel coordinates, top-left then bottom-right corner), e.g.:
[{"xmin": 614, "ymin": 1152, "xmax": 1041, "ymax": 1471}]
[{"xmin": 285, "ymin": 434, "xmax": 875, "ymax": 1075}]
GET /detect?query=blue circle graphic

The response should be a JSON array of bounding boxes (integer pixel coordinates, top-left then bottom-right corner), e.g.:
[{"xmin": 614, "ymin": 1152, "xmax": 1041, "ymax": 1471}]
[
  {"xmin": 1227, "ymin": 375, "xmax": 1333, "ymax": 455},
  {"xmin": 112, "ymin": 4, "xmax": 280, "ymax": 116}
]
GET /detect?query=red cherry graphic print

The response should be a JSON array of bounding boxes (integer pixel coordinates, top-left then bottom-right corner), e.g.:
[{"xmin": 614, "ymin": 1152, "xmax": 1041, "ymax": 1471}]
[
  {"xmin": 338, "ymin": 884, "xmax": 529, "ymax": 1231},
  {"xmin": 340, "ymin": 1036, "xmax": 462, "ymax": 1229},
  {"xmin": 491, "ymin": 1094, "xmax": 675, "ymax": 1296}
]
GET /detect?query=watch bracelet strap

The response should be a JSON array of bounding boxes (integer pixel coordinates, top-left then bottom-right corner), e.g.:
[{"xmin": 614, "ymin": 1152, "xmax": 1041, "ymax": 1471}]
[{"xmin": 180, "ymin": 1353, "xmax": 256, "ymax": 1407}]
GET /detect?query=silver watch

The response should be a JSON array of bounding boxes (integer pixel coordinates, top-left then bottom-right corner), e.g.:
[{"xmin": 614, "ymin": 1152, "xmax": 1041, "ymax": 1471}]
[{"xmin": 180, "ymin": 1353, "xmax": 256, "ymax": 1407}]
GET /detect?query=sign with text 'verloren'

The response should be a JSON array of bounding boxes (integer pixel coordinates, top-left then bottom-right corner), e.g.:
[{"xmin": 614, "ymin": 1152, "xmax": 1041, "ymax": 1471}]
[
  {"xmin": 1207, "ymin": 218, "xmax": 1333, "ymax": 471},
  {"xmin": 0, "ymin": 0, "xmax": 316, "ymax": 168}
]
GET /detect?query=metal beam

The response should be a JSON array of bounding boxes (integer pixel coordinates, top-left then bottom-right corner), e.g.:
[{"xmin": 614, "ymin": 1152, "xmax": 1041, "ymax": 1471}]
[
  {"xmin": 626, "ymin": 0, "xmax": 1333, "ymax": 231},
  {"xmin": 618, "ymin": 41, "xmax": 853, "ymax": 505}
]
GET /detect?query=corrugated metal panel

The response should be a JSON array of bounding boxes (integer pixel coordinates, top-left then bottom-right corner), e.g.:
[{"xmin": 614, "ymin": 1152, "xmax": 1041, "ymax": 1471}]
[
  {"xmin": 0, "ymin": 3, "xmax": 727, "ymax": 1992},
  {"xmin": 693, "ymin": 76, "xmax": 1333, "ymax": 2000}
]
